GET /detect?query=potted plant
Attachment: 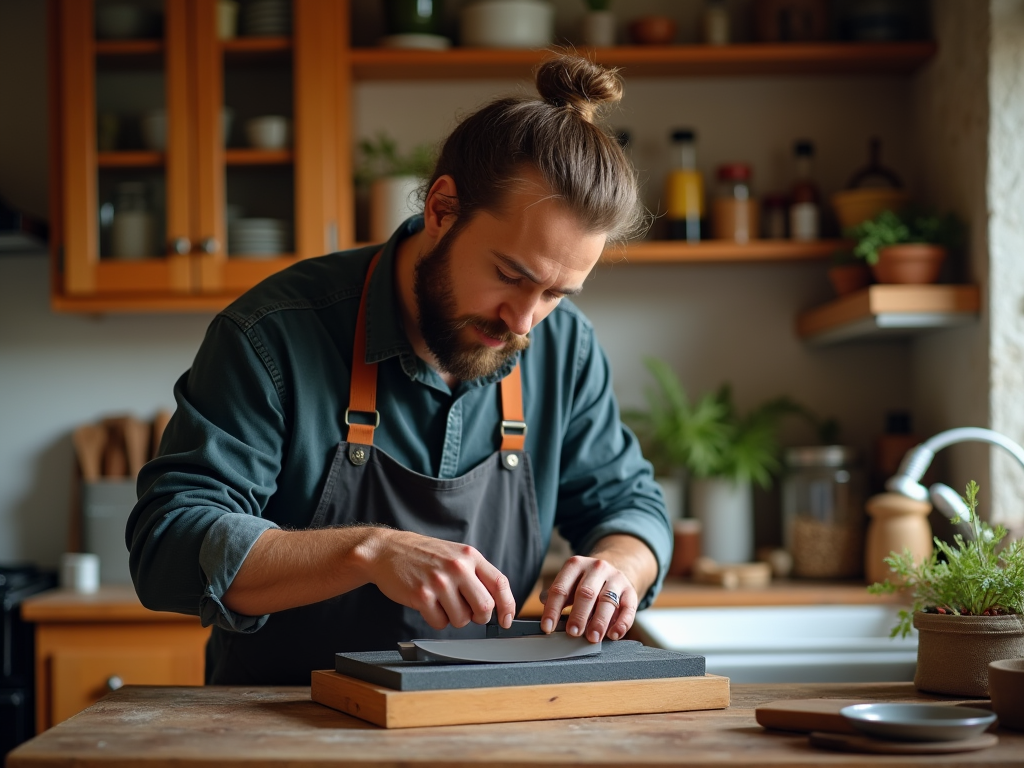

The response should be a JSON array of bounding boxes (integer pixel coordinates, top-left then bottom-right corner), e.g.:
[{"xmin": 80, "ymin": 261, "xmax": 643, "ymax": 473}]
[
  {"xmin": 848, "ymin": 209, "xmax": 963, "ymax": 285},
  {"xmin": 355, "ymin": 132, "xmax": 435, "ymax": 243},
  {"xmin": 827, "ymin": 248, "xmax": 871, "ymax": 297},
  {"xmin": 625, "ymin": 358, "xmax": 817, "ymax": 565},
  {"xmin": 581, "ymin": 0, "xmax": 615, "ymax": 47},
  {"xmin": 869, "ymin": 481, "xmax": 1024, "ymax": 697}
]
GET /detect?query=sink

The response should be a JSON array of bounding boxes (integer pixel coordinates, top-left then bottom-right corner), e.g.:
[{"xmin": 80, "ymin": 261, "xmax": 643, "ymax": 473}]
[{"xmin": 632, "ymin": 604, "xmax": 918, "ymax": 684}]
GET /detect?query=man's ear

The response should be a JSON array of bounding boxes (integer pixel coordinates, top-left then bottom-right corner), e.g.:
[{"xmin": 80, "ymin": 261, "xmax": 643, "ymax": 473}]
[{"xmin": 423, "ymin": 175, "xmax": 458, "ymax": 238}]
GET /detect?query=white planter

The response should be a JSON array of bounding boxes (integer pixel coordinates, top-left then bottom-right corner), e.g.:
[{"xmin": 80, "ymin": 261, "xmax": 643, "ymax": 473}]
[
  {"xmin": 369, "ymin": 176, "xmax": 423, "ymax": 243},
  {"xmin": 461, "ymin": 0, "xmax": 554, "ymax": 49},
  {"xmin": 690, "ymin": 477, "xmax": 754, "ymax": 564},
  {"xmin": 582, "ymin": 10, "xmax": 615, "ymax": 47}
]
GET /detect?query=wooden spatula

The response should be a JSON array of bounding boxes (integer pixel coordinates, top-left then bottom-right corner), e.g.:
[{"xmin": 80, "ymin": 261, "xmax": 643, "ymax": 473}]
[
  {"xmin": 123, "ymin": 417, "xmax": 151, "ymax": 478},
  {"xmin": 72, "ymin": 424, "xmax": 106, "ymax": 482}
]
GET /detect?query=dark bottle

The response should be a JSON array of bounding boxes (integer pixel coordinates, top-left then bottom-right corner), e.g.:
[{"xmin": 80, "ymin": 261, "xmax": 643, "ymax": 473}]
[{"xmin": 665, "ymin": 129, "xmax": 705, "ymax": 242}]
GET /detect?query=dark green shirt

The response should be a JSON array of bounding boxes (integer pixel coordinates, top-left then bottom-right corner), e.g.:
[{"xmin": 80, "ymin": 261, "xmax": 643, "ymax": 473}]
[{"xmin": 127, "ymin": 218, "xmax": 672, "ymax": 633}]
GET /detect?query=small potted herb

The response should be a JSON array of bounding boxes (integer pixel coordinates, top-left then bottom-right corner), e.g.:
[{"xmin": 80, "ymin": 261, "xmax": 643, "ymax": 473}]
[
  {"xmin": 625, "ymin": 358, "xmax": 823, "ymax": 565},
  {"xmin": 869, "ymin": 481, "xmax": 1024, "ymax": 697},
  {"xmin": 355, "ymin": 132, "xmax": 436, "ymax": 243},
  {"xmin": 848, "ymin": 209, "xmax": 963, "ymax": 285},
  {"xmin": 827, "ymin": 248, "xmax": 871, "ymax": 297}
]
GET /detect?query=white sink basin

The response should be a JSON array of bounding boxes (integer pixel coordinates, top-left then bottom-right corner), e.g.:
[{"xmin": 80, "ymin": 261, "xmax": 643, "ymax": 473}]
[{"xmin": 633, "ymin": 604, "xmax": 918, "ymax": 684}]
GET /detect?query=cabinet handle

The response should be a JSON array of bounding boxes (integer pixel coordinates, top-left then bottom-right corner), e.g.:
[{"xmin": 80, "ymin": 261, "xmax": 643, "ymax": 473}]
[
  {"xmin": 170, "ymin": 237, "xmax": 191, "ymax": 255},
  {"xmin": 200, "ymin": 237, "xmax": 220, "ymax": 255},
  {"xmin": 106, "ymin": 675, "xmax": 124, "ymax": 691}
]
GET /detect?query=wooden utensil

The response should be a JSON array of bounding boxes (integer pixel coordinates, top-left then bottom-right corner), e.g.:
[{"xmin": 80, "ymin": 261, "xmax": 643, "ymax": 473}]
[
  {"xmin": 151, "ymin": 409, "xmax": 172, "ymax": 459},
  {"xmin": 72, "ymin": 424, "xmax": 106, "ymax": 482},
  {"xmin": 101, "ymin": 416, "xmax": 129, "ymax": 478},
  {"xmin": 122, "ymin": 417, "xmax": 151, "ymax": 477}
]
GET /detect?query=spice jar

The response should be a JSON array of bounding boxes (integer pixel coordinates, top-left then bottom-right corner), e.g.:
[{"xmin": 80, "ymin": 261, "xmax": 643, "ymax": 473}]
[
  {"xmin": 782, "ymin": 446, "xmax": 866, "ymax": 579},
  {"xmin": 110, "ymin": 181, "xmax": 154, "ymax": 260},
  {"xmin": 712, "ymin": 163, "xmax": 759, "ymax": 242}
]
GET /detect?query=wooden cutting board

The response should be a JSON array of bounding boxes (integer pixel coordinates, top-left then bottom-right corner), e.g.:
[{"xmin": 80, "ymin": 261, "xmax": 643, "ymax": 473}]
[
  {"xmin": 311, "ymin": 670, "xmax": 730, "ymax": 728},
  {"xmin": 755, "ymin": 698, "xmax": 996, "ymax": 735}
]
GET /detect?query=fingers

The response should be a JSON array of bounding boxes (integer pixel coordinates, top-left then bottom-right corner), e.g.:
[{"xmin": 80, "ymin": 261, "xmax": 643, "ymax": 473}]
[
  {"xmin": 542, "ymin": 556, "xmax": 641, "ymax": 643},
  {"xmin": 475, "ymin": 558, "xmax": 516, "ymax": 628},
  {"xmin": 541, "ymin": 556, "xmax": 585, "ymax": 633}
]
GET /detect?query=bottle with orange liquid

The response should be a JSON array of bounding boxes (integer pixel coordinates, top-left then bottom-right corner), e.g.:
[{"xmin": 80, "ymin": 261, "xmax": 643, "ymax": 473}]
[{"xmin": 665, "ymin": 129, "xmax": 705, "ymax": 242}]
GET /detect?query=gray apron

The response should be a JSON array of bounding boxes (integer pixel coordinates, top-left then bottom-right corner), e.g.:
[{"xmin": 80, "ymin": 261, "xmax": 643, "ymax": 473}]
[{"xmin": 206, "ymin": 251, "xmax": 545, "ymax": 685}]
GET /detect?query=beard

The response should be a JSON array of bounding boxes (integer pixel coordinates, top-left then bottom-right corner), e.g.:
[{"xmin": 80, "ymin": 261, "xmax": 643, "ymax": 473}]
[{"xmin": 413, "ymin": 227, "xmax": 530, "ymax": 382}]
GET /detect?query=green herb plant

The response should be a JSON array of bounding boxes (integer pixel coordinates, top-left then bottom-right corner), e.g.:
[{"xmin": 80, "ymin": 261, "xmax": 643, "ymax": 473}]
[
  {"xmin": 869, "ymin": 481, "xmax": 1024, "ymax": 638},
  {"xmin": 848, "ymin": 209, "xmax": 964, "ymax": 265},
  {"xmin": 354, "ymin": 131, "xmax": 436, "ymax": 187},
  {"xmin": 623, "ymin": 358, "xmax": 831, "ymax": 487}
]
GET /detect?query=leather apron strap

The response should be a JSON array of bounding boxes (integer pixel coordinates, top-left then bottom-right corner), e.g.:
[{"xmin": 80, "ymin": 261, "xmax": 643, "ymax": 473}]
[{"xmin": 346, "ymin": 250, "xmax": 526, "ymax": 452}]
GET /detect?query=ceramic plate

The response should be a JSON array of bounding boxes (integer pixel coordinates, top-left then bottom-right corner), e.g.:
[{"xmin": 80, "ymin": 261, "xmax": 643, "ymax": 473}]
[{"xmin": 840, "ymin": 703, "xmax": 997, "ymax": 742}]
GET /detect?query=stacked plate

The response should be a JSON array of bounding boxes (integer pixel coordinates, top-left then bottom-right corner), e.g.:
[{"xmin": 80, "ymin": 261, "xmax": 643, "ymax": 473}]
[
  {"xmin": 229, "ymin": 218, "xmax": 292, "ymax": 257},
  {"xmin": 241, "ymin": 0, "xmax": 291, "ymax": 36}
]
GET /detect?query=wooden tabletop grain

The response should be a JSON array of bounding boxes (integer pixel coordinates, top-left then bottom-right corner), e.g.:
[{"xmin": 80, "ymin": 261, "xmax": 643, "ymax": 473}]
[{"xmin": 7, "ymin": 682, "xmax": 1022, "ymax": 767}]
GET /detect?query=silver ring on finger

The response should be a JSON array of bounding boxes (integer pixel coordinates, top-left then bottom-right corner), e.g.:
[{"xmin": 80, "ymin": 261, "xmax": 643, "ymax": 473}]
[{"xmin": 599, "ymin": 590, "xmax": 620, "ymax": 607}]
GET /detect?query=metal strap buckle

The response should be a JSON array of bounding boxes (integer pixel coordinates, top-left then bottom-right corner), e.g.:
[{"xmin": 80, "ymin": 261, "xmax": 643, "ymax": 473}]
[
  {"xmin": 344, "ymin": 407, "xmax": 380, "ymax": 428},
  {"xmin": 500, "ymin": 420, "xmax": 527, "ymax": 438}
]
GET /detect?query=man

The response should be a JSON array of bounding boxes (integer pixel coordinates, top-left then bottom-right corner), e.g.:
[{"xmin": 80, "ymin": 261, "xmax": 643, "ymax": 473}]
[{"xmin": 127, "ymin": 54, "xmax": 672, "ymax": 684}]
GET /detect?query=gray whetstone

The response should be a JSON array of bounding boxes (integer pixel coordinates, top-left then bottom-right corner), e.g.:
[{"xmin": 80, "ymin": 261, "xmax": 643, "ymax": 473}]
[{"xmin": 335, "ymin": 640, "xmax": 705, "ymax": 691}]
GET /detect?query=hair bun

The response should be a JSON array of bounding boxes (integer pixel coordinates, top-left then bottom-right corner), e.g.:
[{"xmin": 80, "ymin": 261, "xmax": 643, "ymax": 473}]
[{"xmin": 535, "ymin": 54, "xmax": 623, "ymax": 123}]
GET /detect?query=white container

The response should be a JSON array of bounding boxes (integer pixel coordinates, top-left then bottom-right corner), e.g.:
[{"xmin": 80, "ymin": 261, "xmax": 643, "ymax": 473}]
[
  {"xmin": 689, "ymin": 477, "xmax": 753, "ymax": 564},
  {"xmin": 141, "ymin": 109, "xmax": 167, "ymax": 151},
  {"xmin": 461, "ymin": 0, "xmax": 554, "ymax": 49},
  {"xmin": 60, "ymin": 552, "xmax": 100, "ymax": 594},
  {"xmin": 370, "ymin": 176, "xmax": 423, "ymax": 242},
  {"xmin": 582, "ymin": 10, "xmax": 615, "ymax": 47},
  {"xmin": 245, "ymin": 115, "xmax": 291, "ymax": 149}
]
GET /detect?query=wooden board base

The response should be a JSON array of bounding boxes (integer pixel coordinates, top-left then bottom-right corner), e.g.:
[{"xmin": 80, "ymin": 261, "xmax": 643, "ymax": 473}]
[{"xmin": 311, "ymin": 670, "xmax": 730, "ymax": 729}]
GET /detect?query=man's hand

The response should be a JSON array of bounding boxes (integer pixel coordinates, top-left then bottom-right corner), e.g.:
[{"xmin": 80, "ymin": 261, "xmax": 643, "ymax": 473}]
[
  {"xmin": 367, "ymin": 529, "xmax": 517, "ymax": 631},
  {"xmin": 539, "ymin": 534, "xmax": 658, "ymax": 643}
]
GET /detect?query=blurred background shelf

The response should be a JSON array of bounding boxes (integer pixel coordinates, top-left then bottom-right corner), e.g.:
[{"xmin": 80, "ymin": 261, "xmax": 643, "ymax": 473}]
[
  {"xmin": 797, "ymin": 284, "xmax": 981, "ymax": 345},
  {"xmin": 607, "ymin": 239, "xmax": 844, "ymax": 263}
]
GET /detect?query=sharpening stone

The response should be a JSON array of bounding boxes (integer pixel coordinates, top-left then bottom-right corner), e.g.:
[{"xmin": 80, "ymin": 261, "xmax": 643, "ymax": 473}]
[{"xmin": 334, "ymin": 639, "xmax": 705, "ymax": 691}]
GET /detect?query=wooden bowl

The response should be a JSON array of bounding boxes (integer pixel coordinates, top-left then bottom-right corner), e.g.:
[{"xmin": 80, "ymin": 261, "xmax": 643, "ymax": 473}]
[
  {"xmin": 989, "ymin": 657, "xmax": 1024, "ymax": 731},
  {"xmin": 628, "ymin": 16, "xmax": 677, "ymax": 45}
]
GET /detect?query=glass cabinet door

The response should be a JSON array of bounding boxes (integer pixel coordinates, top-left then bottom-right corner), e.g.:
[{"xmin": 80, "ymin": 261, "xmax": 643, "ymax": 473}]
[
  {"xmin": 57, "ymin": 0, "xmax": 192, "ymax": 297},
  {"xmin": 192, "ymin": 0, "xmax": 340, "ymax": 295}
]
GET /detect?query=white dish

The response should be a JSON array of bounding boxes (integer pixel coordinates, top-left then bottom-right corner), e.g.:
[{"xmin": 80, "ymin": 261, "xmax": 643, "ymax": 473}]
[
  {"xmin": 245, "ymin": 116, "xmax": 290, "ymax": 149},
  {"xmin": 840, "ymin": 703, "xmax": 997, "ymax": 742},
  {"xmin": 379, "ymin": 33, "xmax": 451, "ymax": 50},
  {"xmin": 460, "ymin": 0, "xmax": 553, "ymax": 48}
]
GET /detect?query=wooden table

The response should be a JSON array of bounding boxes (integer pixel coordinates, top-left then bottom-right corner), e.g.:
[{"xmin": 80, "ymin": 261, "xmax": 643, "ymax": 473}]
[{"xmin": 7, "ymin": 682, "xmax": 1022, "ymax": 767}]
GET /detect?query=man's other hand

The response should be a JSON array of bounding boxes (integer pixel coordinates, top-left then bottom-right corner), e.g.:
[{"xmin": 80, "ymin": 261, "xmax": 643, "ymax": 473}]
[{"xmin": 367, "ymin": 530, "xmax": 516, "ymax": 631}]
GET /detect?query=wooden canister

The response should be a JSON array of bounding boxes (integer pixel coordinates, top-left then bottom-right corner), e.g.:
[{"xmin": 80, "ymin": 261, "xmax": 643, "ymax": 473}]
[{"xmin": 864, "ymin": 492, "xmax": 933, "ymax": 585}]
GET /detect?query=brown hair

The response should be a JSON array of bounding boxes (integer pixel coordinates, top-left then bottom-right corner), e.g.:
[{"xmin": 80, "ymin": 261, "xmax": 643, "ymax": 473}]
[{"xmin": 426, "ymin": 53, "xmax": 646, "ymax": 244}]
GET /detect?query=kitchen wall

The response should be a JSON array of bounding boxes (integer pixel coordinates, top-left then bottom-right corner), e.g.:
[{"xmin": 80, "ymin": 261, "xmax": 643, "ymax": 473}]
[{"xmin": 0, "ymin": 0, "xmax": 1002, "ymax": 567}]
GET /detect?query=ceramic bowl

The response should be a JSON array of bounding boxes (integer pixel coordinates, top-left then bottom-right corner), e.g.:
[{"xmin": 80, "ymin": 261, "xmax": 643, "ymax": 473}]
[
  {"xmin": 840, "ymin": 703, "xmax": 996, "ymax": 742},
  {"xmin": 461, "ymin": 0, "xmax": 554, "ymax": 49},
  {"xmin": 628, "ymin": 16, "xmax": 677, "ymax": 45},
  {"xmin": 989, "ymin": 657, "xmax": 1024, "ymax": 731},
  {"xmin": 245, "ymin": 116, "xmax": 290, "ymax": 149}
]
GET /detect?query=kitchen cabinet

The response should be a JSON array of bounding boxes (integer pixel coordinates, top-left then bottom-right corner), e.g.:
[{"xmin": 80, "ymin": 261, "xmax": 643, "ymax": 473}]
[
  {"xmin": 50, "ymin": 0, "xmax": 349, "ymax": 312},
  {"xmin": 21, "ymin": 586, "xmax": 210, "ymax": 732},
  {"xmin": 48, "ymin": 0, "xmax": 937, "ymax": 313}
]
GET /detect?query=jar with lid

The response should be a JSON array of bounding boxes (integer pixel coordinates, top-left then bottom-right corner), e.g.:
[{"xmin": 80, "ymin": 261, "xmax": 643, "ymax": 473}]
[
  {"xmin": 782, "ymin": 446, "xmax": 866, "ymax": 579},
  {"xmin": 712, "ymin": 163, "xmax": 759, "ymax": 242},
  {"xmin": 110, "ymin": 181, "xmax": 155, "ymax": 260}
]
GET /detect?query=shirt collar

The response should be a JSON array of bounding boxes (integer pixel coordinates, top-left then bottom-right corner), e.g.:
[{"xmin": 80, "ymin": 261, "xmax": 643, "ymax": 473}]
[{"xmin": 362, "ymin": 215, "xmax": 522, "ymax": 389}]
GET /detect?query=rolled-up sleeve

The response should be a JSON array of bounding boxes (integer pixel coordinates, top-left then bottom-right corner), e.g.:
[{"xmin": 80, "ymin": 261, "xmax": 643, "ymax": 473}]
[
  {"xmin": 127, "ymin": 316, "xmax": 285, "ymax": 632},
  {"xmin": 554, "ymin": 329, "xmax": 672, "ymax": 611}
]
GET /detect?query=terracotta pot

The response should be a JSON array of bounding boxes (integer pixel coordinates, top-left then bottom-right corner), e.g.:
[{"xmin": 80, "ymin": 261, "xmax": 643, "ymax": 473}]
[
  {"xmin": 628, "ymin": 16, "xmax": 676, "ymax": 45},
  {"xmin": 827, "ymin": 263, "xmax": 871, "ymax": 296},
  {"xmin": 871, "ymin": 244, "xmax": 946, "ymax": 284},
  {"xmin": 913, "ymin": 612, "xmax": 1024, "ymax": 697}
]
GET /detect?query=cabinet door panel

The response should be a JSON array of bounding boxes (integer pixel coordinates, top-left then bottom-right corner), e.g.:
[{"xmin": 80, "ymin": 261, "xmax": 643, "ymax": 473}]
[
  {"xmin": 57, "ymin": 0, "xmax": 193, "ymax": 297},
  {"xmin": 51, "ymin": 647, "xmax": 203, "ymax": 726}
]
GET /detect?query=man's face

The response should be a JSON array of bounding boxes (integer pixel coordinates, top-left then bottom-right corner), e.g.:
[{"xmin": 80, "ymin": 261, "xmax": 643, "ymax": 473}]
[{"xmin": 414, "ymin": 178, "xmax": 606, "ymax": 381}]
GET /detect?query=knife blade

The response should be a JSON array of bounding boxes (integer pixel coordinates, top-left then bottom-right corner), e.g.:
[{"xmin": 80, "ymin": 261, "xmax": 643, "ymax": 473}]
[
  {"xmin": 398, "ymin": 634, "xmax": 601, "ymax": 664},
  {"xmin": 485, "ymin": 609, "xmax": 568, "ymax": 638}
]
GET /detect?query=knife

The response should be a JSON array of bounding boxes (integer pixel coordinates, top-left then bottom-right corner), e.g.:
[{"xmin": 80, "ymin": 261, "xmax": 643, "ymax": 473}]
[{"xmin": 397, "ymin": 611, "xmax": 598, "ymax": 663}]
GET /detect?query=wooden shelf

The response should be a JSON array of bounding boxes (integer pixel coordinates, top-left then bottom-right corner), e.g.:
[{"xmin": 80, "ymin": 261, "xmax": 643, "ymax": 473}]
[
  {"xmin": 95, "ymin": 39, "xmax": 163, "ymax": 69},
  {"xmin": 52, "ymin": 293, "xmax": 236, "ymax": 314},
  {"xmin": 97, "ymin": 151, "xmax": 164, "ymax": 168},
  {"xmin": 797, "ymin": 284, "xmax": 981, "ymax": 345},
  {"xmin": 225, "ymin": 148, "xmax": 293, "ymax": 165},
  {"xmin": 349, "ymin": 41, "xmax": 937, "ymax": 81},
  {"xmin": 606, "ymin": 239, "xmax": 843, "ymax": 263},
  {"xmin": 222, "ymin": 36, "xmax": 292, "ymax": 64}
]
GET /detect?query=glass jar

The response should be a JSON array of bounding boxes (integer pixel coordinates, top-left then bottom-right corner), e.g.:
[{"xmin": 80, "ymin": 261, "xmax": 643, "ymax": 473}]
[
  {"xmin": 110, "ymin": 182, "xmax": 154, "ymax": 260},
  {"xmin": 712, "ymin": 163, "xmax": 759, "ymax": 242},
  {"xmin": 782, "ymin": 446, "xmax": 866, "ymax": 579}
]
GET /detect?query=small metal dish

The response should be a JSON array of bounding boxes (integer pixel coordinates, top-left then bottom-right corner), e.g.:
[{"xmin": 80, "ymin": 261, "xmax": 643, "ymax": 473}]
[{"xmin": 840, "ymin": 703, "xmax": 997, "ymax": 742}]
